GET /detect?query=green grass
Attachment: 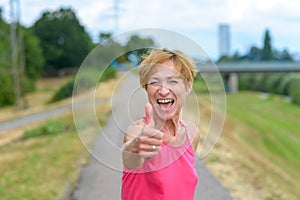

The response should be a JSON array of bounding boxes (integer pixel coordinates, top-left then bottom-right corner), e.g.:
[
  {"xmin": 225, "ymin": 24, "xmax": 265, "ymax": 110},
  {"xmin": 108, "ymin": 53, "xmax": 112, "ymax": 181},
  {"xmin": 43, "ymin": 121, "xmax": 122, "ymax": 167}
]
[
  {"xmin": 0, "ymin": 103, "xmax": 111, "ymax": 200},
  {"xmin": 0, "ymin": 127, "xmax": 82, "ymax": 199},
  {"xmin": 225, "ymin": 92, "xmax": 300, "ymax": 197},
  {"xmin": 226, "ymin": 93, "xmax": 300, "ymax": 162}
]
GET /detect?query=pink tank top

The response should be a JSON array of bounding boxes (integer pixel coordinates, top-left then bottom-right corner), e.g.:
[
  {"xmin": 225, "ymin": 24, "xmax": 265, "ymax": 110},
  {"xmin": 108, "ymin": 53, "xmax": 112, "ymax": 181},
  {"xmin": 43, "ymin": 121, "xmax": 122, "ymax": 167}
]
[{"xmin": 122, "ymin": 121, "xmax": 198, "ymax": 200}]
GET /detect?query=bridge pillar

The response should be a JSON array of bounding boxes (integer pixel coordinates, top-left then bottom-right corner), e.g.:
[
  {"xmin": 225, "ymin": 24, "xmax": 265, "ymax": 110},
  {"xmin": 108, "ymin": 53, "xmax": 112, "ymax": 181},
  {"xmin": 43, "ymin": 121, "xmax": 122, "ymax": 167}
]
[{"xmin": 225, "ymin": 73, "xmax": 238, "ymax": 93}]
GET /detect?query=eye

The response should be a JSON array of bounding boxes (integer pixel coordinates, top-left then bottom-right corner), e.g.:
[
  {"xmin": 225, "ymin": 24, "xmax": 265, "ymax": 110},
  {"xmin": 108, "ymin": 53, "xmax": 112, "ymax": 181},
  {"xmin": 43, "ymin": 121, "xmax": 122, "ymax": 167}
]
[
  {"xmin": 148, "ymin": 81, "xmax": 159, "ymax": 86},
  {"xmin": 168, "ymin": 80, "xmax": 178, "ymax": 85}
]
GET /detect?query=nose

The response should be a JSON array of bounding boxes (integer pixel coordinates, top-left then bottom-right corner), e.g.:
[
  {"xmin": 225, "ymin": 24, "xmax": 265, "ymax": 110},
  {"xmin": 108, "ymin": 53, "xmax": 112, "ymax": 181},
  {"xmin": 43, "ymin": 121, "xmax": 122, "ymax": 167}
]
[{"xmin": 158, "ymin": 84, "xmax": 170, "ymax": 96}]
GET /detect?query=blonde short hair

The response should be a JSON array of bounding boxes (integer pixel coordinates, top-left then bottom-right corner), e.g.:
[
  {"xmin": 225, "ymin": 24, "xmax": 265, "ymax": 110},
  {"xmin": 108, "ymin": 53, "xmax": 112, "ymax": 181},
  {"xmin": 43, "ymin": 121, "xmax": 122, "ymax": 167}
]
[{"xmin": 138, "ymin": 48, "xmax": 198, "ymax": 89}]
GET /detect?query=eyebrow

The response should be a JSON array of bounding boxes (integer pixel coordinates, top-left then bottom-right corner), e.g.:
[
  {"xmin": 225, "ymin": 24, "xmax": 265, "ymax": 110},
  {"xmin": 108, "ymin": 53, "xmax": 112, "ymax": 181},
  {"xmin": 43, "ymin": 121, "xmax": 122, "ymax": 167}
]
[{"xmin": 150, "ymin": 75, "xmax": 182, "ymax": 80}]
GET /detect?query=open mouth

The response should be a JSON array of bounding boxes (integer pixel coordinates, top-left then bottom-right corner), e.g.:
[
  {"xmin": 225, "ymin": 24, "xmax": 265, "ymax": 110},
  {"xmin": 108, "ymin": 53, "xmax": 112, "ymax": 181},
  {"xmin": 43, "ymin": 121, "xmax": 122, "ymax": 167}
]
[{"xmin": 157, "ymin": 98, "xmax": 175, "ymax": 110}]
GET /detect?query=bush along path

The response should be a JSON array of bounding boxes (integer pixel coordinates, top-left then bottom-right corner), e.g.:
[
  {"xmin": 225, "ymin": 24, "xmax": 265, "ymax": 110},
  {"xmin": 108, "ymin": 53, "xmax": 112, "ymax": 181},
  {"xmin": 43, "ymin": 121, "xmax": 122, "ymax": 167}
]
[{"xmin": 72, "ymin": 72, "xmax": 232, "ymax": 200}]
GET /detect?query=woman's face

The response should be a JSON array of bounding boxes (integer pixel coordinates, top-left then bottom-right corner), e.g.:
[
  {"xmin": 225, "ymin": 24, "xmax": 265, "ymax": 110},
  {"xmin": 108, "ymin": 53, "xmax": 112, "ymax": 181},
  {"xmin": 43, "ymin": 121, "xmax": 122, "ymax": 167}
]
[{"xmin": 146, "ymin": 60, "xmax": 191, "ymax": 121}]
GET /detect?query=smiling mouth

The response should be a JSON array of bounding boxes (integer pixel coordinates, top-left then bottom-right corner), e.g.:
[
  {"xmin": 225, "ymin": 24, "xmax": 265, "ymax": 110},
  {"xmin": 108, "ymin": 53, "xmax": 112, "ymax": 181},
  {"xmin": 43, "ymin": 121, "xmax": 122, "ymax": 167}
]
[{"xmin": 157, "ymin": 98, "xmax": 175, "ymax": 110}]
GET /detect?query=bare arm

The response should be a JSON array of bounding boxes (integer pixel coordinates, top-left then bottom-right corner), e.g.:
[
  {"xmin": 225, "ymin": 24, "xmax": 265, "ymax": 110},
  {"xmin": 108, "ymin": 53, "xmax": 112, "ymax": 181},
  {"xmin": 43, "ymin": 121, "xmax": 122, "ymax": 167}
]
[{"xmin": 122, "ymin": 124, "xmax": 145, "ymax": 169}]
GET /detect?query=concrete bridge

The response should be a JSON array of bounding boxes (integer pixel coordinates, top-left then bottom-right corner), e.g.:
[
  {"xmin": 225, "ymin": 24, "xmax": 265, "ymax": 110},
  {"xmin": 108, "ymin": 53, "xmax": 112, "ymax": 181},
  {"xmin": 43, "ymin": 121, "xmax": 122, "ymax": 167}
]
[{"xmin": 197, "ymin": 61, "xmax": 300, "ymax": 93}]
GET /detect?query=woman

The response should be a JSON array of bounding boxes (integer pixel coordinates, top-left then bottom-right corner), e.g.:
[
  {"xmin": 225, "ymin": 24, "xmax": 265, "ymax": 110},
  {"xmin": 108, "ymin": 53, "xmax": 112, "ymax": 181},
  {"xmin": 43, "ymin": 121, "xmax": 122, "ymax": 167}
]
[{"xmin": 122, "ymin": 48, "xmax": 200, "ymax": 200}]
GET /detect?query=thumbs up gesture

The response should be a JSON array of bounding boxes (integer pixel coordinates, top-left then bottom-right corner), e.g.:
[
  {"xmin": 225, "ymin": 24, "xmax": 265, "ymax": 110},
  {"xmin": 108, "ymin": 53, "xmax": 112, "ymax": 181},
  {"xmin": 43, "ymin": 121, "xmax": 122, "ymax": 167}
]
[{"xmin": 136, "ymin": 103, "xmax": 164, "ymax": 158}]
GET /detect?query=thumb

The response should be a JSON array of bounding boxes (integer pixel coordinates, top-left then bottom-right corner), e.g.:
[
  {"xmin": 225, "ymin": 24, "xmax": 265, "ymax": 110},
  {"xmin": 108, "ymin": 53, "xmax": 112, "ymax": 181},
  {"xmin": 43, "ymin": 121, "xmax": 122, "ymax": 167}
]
[{"xmin": 145, "ymin": 103, "xmax": 154, "ymax": 127}]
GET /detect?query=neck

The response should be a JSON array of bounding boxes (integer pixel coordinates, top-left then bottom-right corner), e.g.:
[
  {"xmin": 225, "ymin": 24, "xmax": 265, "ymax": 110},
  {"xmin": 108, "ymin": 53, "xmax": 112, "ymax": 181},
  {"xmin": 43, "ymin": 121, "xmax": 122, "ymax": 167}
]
[{"xmin": 161, "ymin": 116, "xmax": 180, "ymax": 136}]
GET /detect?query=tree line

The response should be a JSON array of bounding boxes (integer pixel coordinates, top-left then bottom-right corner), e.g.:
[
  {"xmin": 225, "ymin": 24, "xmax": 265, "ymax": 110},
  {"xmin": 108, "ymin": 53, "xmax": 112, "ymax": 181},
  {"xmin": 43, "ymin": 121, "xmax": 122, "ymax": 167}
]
[
  {"xmin": 0, "ymin": 7, "xmax": 154, "ymax": 107},
  {"xmin": 217, "ymin": 29, "xmax": 300, "ymax": 105},
  {"xmin": 218, "ymin": 29, "xmax": 294, "ymax": 62}
]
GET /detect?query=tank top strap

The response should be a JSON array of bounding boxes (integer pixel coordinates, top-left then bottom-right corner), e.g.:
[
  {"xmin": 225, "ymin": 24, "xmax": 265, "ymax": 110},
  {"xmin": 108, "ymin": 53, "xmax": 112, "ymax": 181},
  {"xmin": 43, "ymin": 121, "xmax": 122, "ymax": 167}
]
[{"xmin": 179, "ymin": 119, "xmax": 192, "ymax": 145}]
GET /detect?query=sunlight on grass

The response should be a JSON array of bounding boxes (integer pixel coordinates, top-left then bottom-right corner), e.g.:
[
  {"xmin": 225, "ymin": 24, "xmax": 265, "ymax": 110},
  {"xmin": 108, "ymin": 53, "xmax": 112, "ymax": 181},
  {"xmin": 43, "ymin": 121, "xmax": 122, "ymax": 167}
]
[
  {"xmin": 0, "ymin": 103, "xmax": 111, "ymax": 200},
  {"xmin": 197, "ymin": 91, "xmax": 300, "ymax": 200},
  {"xmin": 0, "ymin": 75, "xmax": 118, "ymax": 200}
]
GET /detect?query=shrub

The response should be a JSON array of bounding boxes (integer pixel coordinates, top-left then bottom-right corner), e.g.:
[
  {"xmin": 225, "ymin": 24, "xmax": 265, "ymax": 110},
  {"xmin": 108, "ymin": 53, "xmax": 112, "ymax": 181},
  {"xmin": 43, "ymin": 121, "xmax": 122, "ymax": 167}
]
[
  {"xmin": 49, "ymin": 66, "xmax": 116, "ymax": 102},
  {"xmin": 239, "ymin": 74, "xmax": 253, "ymax": 90},
  {"xmin": 251, "ymin": 73, "xmax": 265, "ymax": 91},
  {"xmin": 277, "ymin": 73, "xmax": 299, "ymax": 96},
  {"xmin": 0, "ymin": 75, "xmax": 14, "ymax": 107},
  {"xmin": 288, "ymin": 79, "xmax": 300, "ymax": 105},
  {"xmin": 49, "ymin": 79, "xmax": 74, "ymax": 103},
  {"xmin": 99, "ymin": 66, "xmax": 117, "ymax": 82},
  {"xmin": 262, "ymin": 73, "xmax": 285, "ymax": 94},
  {"xmin": 193, "ymin": 75, "xmax": 209, "ymax": 93},
  {"xmin": 23, "ymin": 119, "xmax": 72, "ymax": 139}
]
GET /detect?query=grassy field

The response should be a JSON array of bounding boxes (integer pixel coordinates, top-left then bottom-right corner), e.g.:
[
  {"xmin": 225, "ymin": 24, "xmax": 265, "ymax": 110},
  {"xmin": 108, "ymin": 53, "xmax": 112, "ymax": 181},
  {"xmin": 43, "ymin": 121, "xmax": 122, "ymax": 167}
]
[
  {"xmin": 0, "ymin": 76, "xmax": 118, "ymax": 200},
  {"xmin": 199, "ymin": 91, "xmax": 300, "ymax": 200}
]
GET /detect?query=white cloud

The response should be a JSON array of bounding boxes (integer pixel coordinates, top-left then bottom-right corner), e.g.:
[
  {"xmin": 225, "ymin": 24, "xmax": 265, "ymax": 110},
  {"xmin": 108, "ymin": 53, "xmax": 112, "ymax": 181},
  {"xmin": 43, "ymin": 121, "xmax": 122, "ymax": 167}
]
[{"xmin": 3, "ymin": 0, "xmax": 299, "ymax": 58}]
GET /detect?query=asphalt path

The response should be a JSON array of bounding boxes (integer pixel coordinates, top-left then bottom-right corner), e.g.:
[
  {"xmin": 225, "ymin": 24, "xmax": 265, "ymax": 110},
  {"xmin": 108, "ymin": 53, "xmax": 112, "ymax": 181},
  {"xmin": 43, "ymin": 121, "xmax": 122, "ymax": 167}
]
[
  {"xmin": 0, "ymin": 98, "xmax": 107, "ymax": 133},
  {"xmin": 72, "ymin": 73, "xmax": 232, "ymax": 200}
]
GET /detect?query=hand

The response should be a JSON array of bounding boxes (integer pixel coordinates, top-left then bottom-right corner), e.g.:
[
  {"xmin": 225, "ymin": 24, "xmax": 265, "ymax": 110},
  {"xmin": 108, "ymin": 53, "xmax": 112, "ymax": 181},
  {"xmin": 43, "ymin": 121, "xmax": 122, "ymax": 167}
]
[{"xmin": 135, "ymin": 103, "xmax": 163, "ymax": 158}]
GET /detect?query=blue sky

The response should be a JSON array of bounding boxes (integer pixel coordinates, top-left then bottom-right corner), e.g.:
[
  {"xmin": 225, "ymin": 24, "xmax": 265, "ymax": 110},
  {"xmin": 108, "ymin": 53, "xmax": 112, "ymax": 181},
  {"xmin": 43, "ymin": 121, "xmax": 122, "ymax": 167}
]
[{"xmin": 1, "ymin": 0, "xmax": 300, "ymax": 60}]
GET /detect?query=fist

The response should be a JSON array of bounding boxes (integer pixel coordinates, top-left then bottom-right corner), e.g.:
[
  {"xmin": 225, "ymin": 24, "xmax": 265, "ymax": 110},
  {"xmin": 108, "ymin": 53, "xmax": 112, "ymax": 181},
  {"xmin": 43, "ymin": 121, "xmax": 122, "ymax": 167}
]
[{"xmin": 135, "ymin": 103, "xmax": 163, "ymax": 158}]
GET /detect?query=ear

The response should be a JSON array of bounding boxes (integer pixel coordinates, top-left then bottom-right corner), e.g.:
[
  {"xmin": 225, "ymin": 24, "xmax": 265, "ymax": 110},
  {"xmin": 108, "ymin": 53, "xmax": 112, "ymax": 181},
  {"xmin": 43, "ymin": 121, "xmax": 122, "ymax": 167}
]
[{"xmin": 186, "ymin": 80, "xmax": 193, "ymax": 94}]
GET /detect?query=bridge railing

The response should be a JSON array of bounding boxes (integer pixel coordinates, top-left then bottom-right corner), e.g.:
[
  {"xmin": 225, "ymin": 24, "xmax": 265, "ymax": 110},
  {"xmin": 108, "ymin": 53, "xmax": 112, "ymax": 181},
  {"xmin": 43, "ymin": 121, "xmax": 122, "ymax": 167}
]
[{"xmin": 197, "ymin": 61, "xmax": 300, "ymax": 73}]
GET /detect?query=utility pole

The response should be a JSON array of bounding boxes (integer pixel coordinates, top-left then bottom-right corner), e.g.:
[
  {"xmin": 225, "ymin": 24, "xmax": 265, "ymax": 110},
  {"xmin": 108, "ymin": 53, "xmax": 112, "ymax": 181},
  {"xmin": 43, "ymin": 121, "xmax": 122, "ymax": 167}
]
[
  {"xmin": 10, "ymin": 0, "xmax": 20, "ymax": 109},
  {"xmin": 16, "ymin": 0, "xmax": 28, "ymax": 108},
  {"xmin": 113, "ymin": 0, "xmax": 120, "ymax": 33}
]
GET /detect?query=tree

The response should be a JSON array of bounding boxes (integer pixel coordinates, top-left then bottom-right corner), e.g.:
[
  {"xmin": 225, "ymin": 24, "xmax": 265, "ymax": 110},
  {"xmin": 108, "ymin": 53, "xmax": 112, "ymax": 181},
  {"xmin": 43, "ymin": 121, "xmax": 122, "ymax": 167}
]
[
  {"xmin": 33, "ymin": 8, "xmax": 93, "ymax": 73},
  {"xmin": 23, "ymin": 27, "xmax": 45, "ymax": 82},
  {"xmin": 274, "ymin": 49, "xmax": 294, "ymax": 61},
  {"xmin": 124, "ymin": 35, "xmax": 155, "ymax": 64},
  {"xmin": 248, "ymin": 46, "xmax": 262, "ymax": 61},
  {"xmin": 262, "ymin": 29, "xmax": 273, "ymax": 60},
  {"xmin": 99, "ymin": 32, "xmax": 112, "ymax": 44},
  {"xmin": 0, "ymin": 16, "xmax": 44, "ymax": 107}
]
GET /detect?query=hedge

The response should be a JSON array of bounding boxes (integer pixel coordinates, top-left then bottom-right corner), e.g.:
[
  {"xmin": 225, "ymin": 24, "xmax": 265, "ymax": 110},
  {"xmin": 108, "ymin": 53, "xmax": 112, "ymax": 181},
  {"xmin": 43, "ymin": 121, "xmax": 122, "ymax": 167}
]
[{"xmin": 238, "ymin": 73, "xmax": 300, "ymax": 105}]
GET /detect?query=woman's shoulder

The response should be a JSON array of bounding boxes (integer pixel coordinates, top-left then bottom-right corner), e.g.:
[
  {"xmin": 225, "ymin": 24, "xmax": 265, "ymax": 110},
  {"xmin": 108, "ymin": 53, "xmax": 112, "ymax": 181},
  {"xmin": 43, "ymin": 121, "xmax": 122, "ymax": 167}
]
[
  {"xmin": 181, "ymin": 120, "xmax": 198, "ymax": 133},
  {"xmin": 181, "ymin": 120, "xmax": 201, "ymax": 151}
]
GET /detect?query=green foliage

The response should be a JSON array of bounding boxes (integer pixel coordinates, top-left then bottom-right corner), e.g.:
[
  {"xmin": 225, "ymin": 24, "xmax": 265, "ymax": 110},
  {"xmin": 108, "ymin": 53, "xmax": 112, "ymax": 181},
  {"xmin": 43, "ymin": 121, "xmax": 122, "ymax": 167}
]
[
  {"xmin": 49, "ymin": 78, "xmax": 74, "ymax": 103},
  {"xmin": 262, "ymin": 29, "xmax": 273, "ymax": 61},
  {"xmin": 0, "ymin": 75, "xmax": 14, "ymax": 107},
  {"xmin": 99, "ymin": 66, "xmax": 117, "ymax": 82},
  {"xmin": 249, "ymin": 73, "xmax": 265, "ymax": 91},
  {"xmin": 0, "ymin": 16, "xmax": 44, "ymax": 107},
  {"xmin": 23, "ymin": 119, "xmax": 73, "ymax": 139},
  {"xmin": 258, "ymin": 73, "xmax": 284, "ymax": 93},
  {"xmin": 288, "ymin": 79, "xmax": 300, "ymax": 105},
  {"xmin": 33, "ymin": 8, "xmax": 93, "ymax": 72},
  {"xmin": 238, "ymin": 73, "xmax": 300, "ymax": 106},
  {"xmin": 193, "ymin": 74, "xmax": 209, "ymax": 93},
  {"xmin": 124, "ymin": 35, "xmax": 154, "ymax": 65},
  {"xmin": 23, "ymin": 27, "xmax": 45, "ymax": 81},
  {"xmin": 0, "ymin": 15, "xmax": 13, "ymax": 107},
  {"xmin": 238, "ymin": 74, "xmax": 253, "ymax": 90},
  {"xmin": 49, "ymin": 66, "xmax": 116, "ymax": 102},
  {"xmin": 98, "ymin": 32, "xmax": 112, "ymax": 43},
  {"xmin": 217, "ymin": 29, "xmax": 294, "ymax": 62},
  {"xmin": 277, "ymin": 73, "xmax": 299, "ymax": 95}
]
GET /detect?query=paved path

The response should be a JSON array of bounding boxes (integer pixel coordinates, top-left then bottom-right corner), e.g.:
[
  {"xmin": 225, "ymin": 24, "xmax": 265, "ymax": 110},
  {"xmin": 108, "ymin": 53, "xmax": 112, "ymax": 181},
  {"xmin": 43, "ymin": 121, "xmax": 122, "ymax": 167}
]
[
  {"xmin": 72, "ymin": 73, "xmax": 232, "ymax": 200},
  {"xmin": 0, "ymin": 99, "xmax": 107, "ymax": 133}
]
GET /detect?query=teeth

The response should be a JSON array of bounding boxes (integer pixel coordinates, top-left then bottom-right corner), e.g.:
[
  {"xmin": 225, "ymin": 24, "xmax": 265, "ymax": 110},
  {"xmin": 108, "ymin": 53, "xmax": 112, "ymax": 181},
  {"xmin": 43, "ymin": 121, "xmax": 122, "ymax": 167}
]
[{"xmin": 157, "ymin": 99, "xmax": 173, "ymax": 104}]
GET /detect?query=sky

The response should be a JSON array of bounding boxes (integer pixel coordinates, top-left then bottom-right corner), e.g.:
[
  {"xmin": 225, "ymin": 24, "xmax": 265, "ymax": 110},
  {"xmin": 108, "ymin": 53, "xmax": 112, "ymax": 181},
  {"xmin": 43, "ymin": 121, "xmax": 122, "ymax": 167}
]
[{"xmin": 1, "ymin": 0, "xmax": 300, "ymax": 60}]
